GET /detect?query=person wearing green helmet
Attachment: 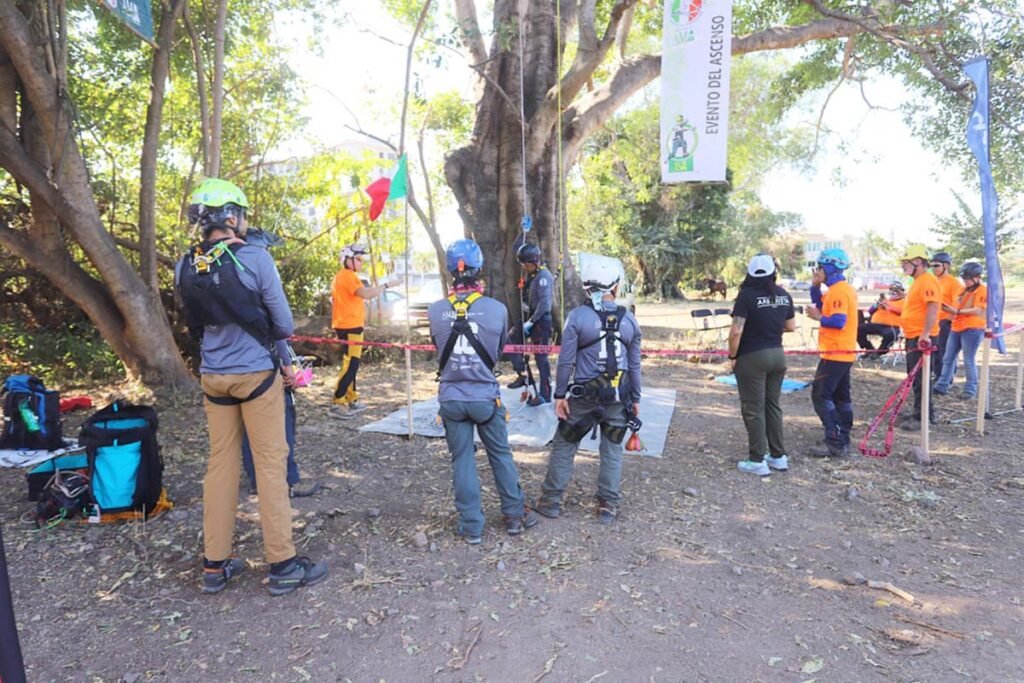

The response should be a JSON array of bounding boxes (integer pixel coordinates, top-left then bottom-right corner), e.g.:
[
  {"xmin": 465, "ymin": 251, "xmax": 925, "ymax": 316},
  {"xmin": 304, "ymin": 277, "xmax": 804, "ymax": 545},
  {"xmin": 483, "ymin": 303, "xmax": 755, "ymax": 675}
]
[{"xmin": 176, "ymin": 178, "xmax": 328, "ymax": 596}]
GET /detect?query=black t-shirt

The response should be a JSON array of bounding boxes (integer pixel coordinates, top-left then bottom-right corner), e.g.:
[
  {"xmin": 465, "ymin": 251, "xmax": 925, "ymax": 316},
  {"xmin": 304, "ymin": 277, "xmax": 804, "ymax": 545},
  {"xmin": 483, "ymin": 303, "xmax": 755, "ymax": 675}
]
[{"xmin": 731, "ymin": 286, "xmax": 795, "ymax": 357}]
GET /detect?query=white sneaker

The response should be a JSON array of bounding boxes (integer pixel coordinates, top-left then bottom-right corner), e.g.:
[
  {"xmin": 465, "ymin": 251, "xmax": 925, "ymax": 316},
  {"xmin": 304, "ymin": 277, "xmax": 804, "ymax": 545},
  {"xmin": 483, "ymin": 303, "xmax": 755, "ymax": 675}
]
[
  {"xmin": 766, "ymin": 454, "xmax": 789, "ymax": 471},
  {"xmin": 328, "ymin": 404, "xmax": 353, "ymax": 419},
  {"xmin": 348, "ymin": 401, "xmax": 368, "ymax": 414},
  {"xmin": 737, "ymin": 460, "xmax": 770, "ymax": 476}
]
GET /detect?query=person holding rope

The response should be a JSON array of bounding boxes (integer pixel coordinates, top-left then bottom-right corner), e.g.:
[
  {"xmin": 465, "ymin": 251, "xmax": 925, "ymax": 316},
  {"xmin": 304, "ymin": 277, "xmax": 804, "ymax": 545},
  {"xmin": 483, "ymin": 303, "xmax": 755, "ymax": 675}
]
[
  {"xmin": 897, "ymin": 244, "xmax": 941, "ymax": 430},
  {"xmin": 857, "ymin": 281, "xmax": 905, "ymax": 359},
  {"xmin": 728, "ymin": 254, "xmax": 796, "ymax": 476},
  {"xmin": 534, "ymin": 256, "xmax": 642, "ymax": 524},
  {"xmin": 507, "ymin": 243, "xmax": 554, "ymax": 406},
  {"xmin": 931, "ymin": 251, "xmax": 959, "ymax": 381},
  {"xmin": 429, "ymin": 239, "xmax": 539, "ymax": 544},
  {"xmin": 806, "ymin": 248, "xmax": 858, "ymax": 458},
  {"xmin": 934, "ymin": 260, "xmax": 987, "ymax": 400},
  {"xmin": 329, "ymin": 243, "xmax": 399, "ymax": 419},
  {"xmin": 176, "ymin": 178, "xmax": 327, "ymax": 595}
]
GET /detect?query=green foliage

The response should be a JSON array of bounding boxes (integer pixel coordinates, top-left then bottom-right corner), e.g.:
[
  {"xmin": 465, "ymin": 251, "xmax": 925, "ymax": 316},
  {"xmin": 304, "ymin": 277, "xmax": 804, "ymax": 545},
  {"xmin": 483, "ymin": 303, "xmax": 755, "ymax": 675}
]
[
  {"xmin": 0, "ymin": 320, "xmax": 124, "ymax": 384},
  {"xmin": 934, "ymin": 192, "xmax": 1020, "ymax": 265}
]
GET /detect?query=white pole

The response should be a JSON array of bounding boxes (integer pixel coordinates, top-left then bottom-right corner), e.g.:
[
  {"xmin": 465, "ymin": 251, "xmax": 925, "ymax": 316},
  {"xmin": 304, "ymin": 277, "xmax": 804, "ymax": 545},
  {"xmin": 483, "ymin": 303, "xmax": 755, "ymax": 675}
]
[
  {"xmin": 1015, "ymin": 328, "xmax": 1023, "ymax": 412},
  {"xmin": 920, "ymin": 348, "xmax": 931, "ymax": 454},
  {"xmin": 976, "ymin": 332, "xmax": 992, "ymax": 434}
]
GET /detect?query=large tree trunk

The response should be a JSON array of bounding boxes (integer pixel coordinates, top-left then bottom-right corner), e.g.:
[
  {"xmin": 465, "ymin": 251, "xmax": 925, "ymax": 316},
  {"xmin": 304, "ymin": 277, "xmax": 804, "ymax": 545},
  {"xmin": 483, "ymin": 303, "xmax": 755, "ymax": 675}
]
[{"xmin": 0, "ymin": 0, "xmax": 193, "ymax": 387}]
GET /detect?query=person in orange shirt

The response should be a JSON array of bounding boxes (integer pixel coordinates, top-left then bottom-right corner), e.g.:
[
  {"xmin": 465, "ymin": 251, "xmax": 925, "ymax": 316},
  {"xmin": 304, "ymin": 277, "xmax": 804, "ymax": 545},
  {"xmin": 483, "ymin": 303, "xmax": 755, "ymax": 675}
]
[
  {"xmin": 934, "ymin": 260, "xmax": 987, "ymax": 399},
  {"xmin": 930, "ymin": 251, "xmax": 959, "ymax": 381},
  {"xmin": 898, "ymin": 244, "xmax": 941, "ymax": 428},
  {"xmin": 329, "ymin": 244, "xmax": 399, "ymax": 419},
  {"xmin": 857, "ymin": 281, "xmax": 905, "ymax": 358},
  {"xmin": 805, "ymin": 248, "xmax": 858, "ymax": 458}
]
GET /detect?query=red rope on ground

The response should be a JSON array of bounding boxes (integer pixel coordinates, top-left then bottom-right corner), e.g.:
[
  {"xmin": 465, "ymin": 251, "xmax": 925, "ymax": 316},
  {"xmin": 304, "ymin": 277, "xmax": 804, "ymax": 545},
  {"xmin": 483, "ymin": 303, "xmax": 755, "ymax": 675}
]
[{"xmin": 858, "ymin": 349, "xmax": 929, "ymax": 458}]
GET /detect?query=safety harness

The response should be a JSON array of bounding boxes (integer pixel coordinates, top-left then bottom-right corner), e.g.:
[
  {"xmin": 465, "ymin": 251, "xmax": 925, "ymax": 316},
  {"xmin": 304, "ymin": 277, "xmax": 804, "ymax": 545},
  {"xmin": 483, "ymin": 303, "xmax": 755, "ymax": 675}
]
[
  {"xmin": 517, "ymin": 265, "xmax": 549, "ymax": 316},
  {"xmin": 178, "ymin": 239, "xmax": 279, "ymax": 405},
  {"xmin": 436, "ymin": 292, "xmax": 495, "ymax": 378},
  {"xmin": 569, "ymin": 305, "xmax": 627, "ymax": 403}
]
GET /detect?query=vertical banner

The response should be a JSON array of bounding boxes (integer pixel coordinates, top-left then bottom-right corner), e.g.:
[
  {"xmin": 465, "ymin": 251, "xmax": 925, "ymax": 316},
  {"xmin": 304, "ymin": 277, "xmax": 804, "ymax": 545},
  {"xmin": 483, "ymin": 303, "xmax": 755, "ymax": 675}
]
[
  {"xmin": 660, "ymin": 0, "xmax": 732, "ymax": 183},
  {"xmin": 97, "ymin": 0, "xmax": 155, "ymax": 44},
  {"xmin": 963, "ymin": 57, "xmax": 1006, "ymax": 354}
]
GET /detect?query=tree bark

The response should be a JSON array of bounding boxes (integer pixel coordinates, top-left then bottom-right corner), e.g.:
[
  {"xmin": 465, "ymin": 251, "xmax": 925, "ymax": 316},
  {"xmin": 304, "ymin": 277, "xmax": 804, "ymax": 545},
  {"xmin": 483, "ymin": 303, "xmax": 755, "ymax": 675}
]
[
  {"xmin": 138, "ymin": 0, "xmax": 185, "ymax": 292},
  {"xmin": 182, "ymin": 2, "xmax": 210, "ymax": 174},
  {"xmin": 208, "ymin": 0, "xmax": 228, "ymax": 176}
]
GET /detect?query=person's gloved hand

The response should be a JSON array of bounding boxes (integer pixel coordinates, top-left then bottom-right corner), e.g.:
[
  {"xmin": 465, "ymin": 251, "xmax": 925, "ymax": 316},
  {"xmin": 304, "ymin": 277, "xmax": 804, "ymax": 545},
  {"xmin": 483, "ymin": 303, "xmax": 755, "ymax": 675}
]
[
  {"xmin": 626, "ymin": 413, "xmax": 642, "ymax": 433},
  {"xmin": 523, "ymin": 320, "xmax": 534, "ymax": 336}
]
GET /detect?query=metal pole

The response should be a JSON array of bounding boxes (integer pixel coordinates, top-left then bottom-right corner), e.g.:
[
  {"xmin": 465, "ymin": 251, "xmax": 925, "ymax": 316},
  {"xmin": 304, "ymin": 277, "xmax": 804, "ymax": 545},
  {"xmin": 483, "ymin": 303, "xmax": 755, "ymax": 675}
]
[
  {"xmin": 1015, "ymin": 328, "xmax": 1023, "ymax": 411},
  {"xmin": 0, "ymin": 522, "xmax": 27, "ymax": 683},
  {"xmin": 921, "ymin": 348, "xmax": 931, "ymax": 455},
  {"xmin": 976, "ymin": 332, "xmax": 992, "ymax": 435}
]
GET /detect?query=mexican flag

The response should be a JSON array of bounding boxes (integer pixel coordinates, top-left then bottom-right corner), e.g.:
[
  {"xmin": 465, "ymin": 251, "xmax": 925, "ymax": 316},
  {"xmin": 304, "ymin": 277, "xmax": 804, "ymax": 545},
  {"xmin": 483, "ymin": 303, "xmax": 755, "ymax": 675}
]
[{"xmin": 365, "ymin": 154, "xmax": 408, "ymax": 221}]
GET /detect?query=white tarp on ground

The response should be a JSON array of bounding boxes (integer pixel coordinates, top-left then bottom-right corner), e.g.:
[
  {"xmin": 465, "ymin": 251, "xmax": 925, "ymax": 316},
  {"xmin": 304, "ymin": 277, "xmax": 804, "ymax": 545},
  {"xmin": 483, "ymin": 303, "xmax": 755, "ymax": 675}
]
[
  {"xmin": 0, "ymin": 439, "xmax": 84, "ymax": 469},
  {"xmin": 360, "ymin": 388, "xmax": 677, "ymax": 458}
]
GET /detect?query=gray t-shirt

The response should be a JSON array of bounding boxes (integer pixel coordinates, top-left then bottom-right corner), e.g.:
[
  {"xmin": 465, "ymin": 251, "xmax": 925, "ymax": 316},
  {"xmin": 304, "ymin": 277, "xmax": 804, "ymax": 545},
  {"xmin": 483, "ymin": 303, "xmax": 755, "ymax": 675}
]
[
  {"xmin": 174, "ymin": 243, "xmax": 294, "ymax": 375},
  {"xmin": 525, "ymin": 267, "xmax": 554, "ymax": 322},
  {"xmin": 555, "ymin": 303, "xmax": 642, "ymax": 403},
  {"xmin": 429, "ymin": 294, "xmax": 508, "ymax": 402}
]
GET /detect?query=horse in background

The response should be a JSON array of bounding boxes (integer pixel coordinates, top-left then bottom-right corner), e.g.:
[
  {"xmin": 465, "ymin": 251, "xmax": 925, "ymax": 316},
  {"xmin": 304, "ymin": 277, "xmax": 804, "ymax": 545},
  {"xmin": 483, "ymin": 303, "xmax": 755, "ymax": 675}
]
[{"xmin": 699, "ymin": 277, "xmax": 728, "ymax": 300}]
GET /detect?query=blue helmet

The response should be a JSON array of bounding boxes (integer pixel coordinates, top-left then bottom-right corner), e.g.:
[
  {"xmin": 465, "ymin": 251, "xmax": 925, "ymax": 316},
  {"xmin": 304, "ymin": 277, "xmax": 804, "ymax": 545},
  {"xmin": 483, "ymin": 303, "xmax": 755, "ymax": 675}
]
[
  {"xmin": 817, "ymin": 248, "xmax": 851, "ymax": 270},
  {"xmin": 446, "ymin": 239, "xmax": 484, "ymax": 278},
  {"xmin": 516, "ymin": 243, "xmax": 541, "ymax": 264}
]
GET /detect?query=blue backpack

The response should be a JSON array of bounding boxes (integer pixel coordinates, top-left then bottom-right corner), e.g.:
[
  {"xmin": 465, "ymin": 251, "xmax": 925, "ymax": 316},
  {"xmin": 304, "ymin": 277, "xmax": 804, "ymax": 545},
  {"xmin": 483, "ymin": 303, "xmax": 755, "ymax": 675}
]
[
  {"xmin": 0, "ymin": 375, "xmax": 63, "ymax": 451},
  {"xmin": 78, "ymin": 400, "xmax": 163, "ymax": 516}
]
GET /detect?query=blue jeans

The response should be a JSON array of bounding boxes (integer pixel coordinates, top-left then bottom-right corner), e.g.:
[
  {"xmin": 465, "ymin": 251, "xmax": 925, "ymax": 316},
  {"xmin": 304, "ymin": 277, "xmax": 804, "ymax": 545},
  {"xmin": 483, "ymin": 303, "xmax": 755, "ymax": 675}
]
[
  {"xmin": 510, "ymin": 316, "xmax": 552, "ymax": 400},
  {"xmin": 811, "ymin": 359, "xmax": 853, "ymax": 448},
  {"xmin": 439, "ymin": 400, "xmax": 526, "ymax": 538},
  {"xmin": 935, "ymin": 328, "xmax": 984, "ymax": 397},
  {"xmin": 243, "ymin": 389, "xmax": 299, "ymax": 489}
]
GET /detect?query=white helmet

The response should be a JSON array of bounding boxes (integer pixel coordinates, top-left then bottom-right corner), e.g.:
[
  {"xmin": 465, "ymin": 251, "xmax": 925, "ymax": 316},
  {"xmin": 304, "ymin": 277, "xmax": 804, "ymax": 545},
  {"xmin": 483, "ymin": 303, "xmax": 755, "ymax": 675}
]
[
  {"xmin": 581, "ymin": 256, "xmax": 621, "ymax": 293},
  {"xmin": 341, "ymin": 243, "xmax": 369, "ymax": 261}
]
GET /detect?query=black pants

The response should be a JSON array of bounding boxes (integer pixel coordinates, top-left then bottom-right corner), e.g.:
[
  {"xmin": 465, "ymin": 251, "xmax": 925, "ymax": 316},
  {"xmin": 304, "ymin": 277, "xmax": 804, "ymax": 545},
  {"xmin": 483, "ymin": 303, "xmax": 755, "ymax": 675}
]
[
  {"xmin": 509, "ymin": 316, "xmax": 552, "ymax": 400},
  {"xmin": 858, "ymin": 322, "xmax": 898, "ymax": 353},
  {"xmin": 905, "ymin": 337, "xmax": 935, "ymax": 420},
  {"xmin": 934, "ymin": 319, "xmax": 952, "ymax": 379},
  {"xmin": 333, "ymin": 327, "xmax": 364, "ymax": 403},
  {"xmin": 811, "ymin": 359, "xmax": 853, "ymax": 448}
]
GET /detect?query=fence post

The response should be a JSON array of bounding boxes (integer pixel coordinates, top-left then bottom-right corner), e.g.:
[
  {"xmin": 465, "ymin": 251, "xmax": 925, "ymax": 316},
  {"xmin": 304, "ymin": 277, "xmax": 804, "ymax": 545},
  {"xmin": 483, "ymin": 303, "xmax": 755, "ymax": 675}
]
[{"xmin": 976, "ymin": 332, "xmax": 992, "ymax": 434}]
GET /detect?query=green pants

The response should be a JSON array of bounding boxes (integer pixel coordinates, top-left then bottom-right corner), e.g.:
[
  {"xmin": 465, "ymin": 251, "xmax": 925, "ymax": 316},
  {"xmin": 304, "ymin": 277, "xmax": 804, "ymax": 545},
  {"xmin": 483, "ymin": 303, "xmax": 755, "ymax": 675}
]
[{"xmin": 733, "ymin": 347, "xmax": 787, "ymax": 460}]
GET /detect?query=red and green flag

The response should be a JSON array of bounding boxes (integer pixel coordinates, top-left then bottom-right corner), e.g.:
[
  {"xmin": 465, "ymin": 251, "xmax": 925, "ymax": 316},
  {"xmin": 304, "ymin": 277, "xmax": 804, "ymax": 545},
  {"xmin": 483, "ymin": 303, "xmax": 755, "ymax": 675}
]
[{"xmin": 365, "ymin": 154, "xmax": 408, "ymax": 221}]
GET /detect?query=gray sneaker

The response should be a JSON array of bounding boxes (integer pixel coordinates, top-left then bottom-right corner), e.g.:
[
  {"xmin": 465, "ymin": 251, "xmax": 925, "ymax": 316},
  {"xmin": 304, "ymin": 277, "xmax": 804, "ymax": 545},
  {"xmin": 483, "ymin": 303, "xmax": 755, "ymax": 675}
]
[
  {"xmin": 202, "ymin": 557, "xmax": 245, "ymax": 594},
  {"xmin": 348, "ymin": 401, "xmax": 368, "ymax": 414},
  {"xmin": 289, "ymin": 479, "xmax": 320, "ymax": 498},
  {"xmin": 328, "ymin": 404, "xmax": 353, "ymax": 419},
  {"xmin": 268, "ymin": 557, "xmax": 328, "ymax": 596}
]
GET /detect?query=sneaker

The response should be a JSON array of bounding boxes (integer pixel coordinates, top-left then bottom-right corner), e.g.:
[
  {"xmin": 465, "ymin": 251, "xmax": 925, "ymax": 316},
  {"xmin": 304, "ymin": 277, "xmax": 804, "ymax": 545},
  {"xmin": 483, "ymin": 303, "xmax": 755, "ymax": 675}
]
[
  {"xmin": 289, "ymin": 479, "xmax": 320, "ymax": 498},
  {"xmin": 506, "ymin": 375, "xmax": 527, "ymax": 389},
  {"xmin": 956, "ymin": 392, "xmax": 976, "ymax": 401},
  {"xmin": 505, "ymin": 508, "xmax": 540, "ymax": 535},
  {"xmin": 595, "ymin": 498, "xmax": 618, "ymax": 525},
  {"xmin": 533, "ymin": 498, "xmax": 561, "ymax": 519},
  {"xmin": 737, "ymin": 459, "xmax": 771, "ymax": 476},
  {"xmin": 461, "ymin": 531, "xmax": 482, "ymax": 545},
  {"xmin": 348, "ymin": 401, "xmax": 368, "ymax": 414},
  {"xmin": 808, "ymin": 443, "xmax": 848, "ymax": 458},
  {"xmin": 202, "ymin": 557, "xmax": 245, "ymax": 594},
  {"xmin": 525, "ymin": 395, "xmax": 550, "ymax": 407},
  {"xmin": 765, "ymin": 454, "xmax": 789, "ymax": 471},
  {"xmin": 267, "ymin": 556, "xmax": 328, "ymax": 596},
  {"xmin": 328, "ymin": 404, "xmax": 353, "ymax": 420}
]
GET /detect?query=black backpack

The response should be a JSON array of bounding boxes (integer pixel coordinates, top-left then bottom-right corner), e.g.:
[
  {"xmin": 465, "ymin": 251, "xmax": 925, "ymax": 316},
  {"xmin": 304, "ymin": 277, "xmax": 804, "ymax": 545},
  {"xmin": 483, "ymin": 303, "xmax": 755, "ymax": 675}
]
[
  {"xmin": 78, "ymin": 400, "xmax": 163, "ymax": 516},
  {"xmin": 0, "ymin": 375, "xmax": 63, "ymax": 451}
]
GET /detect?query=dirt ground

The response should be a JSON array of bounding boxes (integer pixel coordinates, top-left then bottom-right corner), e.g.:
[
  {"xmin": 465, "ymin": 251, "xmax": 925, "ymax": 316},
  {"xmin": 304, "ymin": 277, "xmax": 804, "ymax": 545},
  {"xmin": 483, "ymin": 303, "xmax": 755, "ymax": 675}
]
[{"xmin": 3, "ymin": 298, "xmax": 1024, "ymax": 683}]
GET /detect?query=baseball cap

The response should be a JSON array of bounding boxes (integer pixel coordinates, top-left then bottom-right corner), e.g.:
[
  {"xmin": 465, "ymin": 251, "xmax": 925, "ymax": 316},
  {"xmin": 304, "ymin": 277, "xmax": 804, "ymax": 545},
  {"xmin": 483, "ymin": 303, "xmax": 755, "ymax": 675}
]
[{"xmin": 747, "ymin": 254, "xmax": 776, "ymax": 277}]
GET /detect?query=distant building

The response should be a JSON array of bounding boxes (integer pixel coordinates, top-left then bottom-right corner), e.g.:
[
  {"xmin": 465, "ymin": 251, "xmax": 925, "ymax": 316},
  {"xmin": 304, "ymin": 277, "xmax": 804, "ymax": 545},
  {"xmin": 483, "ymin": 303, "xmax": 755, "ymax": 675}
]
[{"xmin": 801, "ymin": 233, "xmax": 846, "ymax": 271}]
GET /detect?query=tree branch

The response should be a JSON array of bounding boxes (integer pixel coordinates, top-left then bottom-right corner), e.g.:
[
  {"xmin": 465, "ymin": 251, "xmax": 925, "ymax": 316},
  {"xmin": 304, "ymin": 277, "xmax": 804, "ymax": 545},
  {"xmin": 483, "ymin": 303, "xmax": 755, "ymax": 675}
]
[
  {"xmin": 453, "ymin": 0, "xmax": 486, "ymax": 66},
  {"xmin": 182, "ymin": 2, "xmax": 210, "ymax": 173}
]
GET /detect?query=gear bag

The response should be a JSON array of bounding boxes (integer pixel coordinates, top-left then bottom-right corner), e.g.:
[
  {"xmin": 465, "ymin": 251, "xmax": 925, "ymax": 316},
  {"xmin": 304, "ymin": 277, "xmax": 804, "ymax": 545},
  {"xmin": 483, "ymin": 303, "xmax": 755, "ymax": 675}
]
[
  {"xmin": 78, "ymin": 400, "xmax": 163, "ymax": 517},
  {"xmin": 0, "ymin": 375, "xmax": 62, "ymax": 451}
]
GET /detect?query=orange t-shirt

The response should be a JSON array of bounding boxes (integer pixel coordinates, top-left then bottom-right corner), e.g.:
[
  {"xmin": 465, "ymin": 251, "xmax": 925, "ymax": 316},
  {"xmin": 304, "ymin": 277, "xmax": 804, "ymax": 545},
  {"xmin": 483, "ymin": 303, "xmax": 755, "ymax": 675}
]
[
  {"xmin": 900, "ymin": 271, "xmax": 941, "ymax": 339},
  {"xmin": 818, "ymin": 280, "xmax": 859, "ymax": 362},
  {"xmin": 951, "ymin": 283, "xmax": 987, "ymax": 333},
  {"xmin": 331, "ymin": 268, "xmax": 365, "ymax": 329},
  {"xmin": 937, "ymin": 273, "xmax": 960, "ymax": 322},
  {"xmin": 870, "ymin": 300, "xmax": 903, "ymax": 327}
]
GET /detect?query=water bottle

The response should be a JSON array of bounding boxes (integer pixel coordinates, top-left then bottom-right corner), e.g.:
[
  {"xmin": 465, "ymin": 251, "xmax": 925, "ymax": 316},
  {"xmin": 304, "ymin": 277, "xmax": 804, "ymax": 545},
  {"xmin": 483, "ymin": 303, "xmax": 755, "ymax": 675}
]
[{"xmin": 18, "ymin": 399, "xmax": 40, "ymax": 432}]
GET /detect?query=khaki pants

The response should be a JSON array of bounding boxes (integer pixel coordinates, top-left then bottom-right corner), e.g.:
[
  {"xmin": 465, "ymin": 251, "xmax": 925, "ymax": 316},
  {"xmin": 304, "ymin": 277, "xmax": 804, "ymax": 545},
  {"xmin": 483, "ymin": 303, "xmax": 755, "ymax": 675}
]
[{"xmin": 201, "ymin": 372, "xmax": 295, "ymax": 563}]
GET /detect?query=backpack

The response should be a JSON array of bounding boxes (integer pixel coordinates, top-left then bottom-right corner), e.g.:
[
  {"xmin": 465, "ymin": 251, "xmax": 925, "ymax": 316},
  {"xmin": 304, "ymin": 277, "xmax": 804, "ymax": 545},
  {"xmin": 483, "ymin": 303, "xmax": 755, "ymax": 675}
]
[
  {"xmin": 0, "ymin": 375, "xmax": 63, "ymax": 451},
  {"xmin": 78, "ymin": 400, "xmax": 163, "ymax": 516}
]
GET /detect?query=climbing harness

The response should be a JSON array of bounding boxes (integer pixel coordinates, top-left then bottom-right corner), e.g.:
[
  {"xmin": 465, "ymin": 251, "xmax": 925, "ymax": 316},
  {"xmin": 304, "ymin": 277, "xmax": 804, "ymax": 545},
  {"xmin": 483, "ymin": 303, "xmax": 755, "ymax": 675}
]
[{"xmin": 437, "ymin": 292, "xmax": 496, "ymax": 379}]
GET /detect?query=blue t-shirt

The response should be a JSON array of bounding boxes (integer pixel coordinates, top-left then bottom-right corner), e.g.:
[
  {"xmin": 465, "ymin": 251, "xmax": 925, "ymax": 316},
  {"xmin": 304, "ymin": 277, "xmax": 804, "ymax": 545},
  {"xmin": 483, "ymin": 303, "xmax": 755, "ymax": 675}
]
[{"xmin": 429, "ymin": 294, "xmax": 508, "ymax": 402}]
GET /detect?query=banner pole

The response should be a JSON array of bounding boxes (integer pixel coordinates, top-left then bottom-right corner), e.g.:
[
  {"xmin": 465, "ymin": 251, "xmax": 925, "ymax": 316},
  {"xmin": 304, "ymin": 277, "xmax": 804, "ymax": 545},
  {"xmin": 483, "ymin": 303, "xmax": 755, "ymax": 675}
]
[
  {"xmin": 976, "ymin": 332, "xmax": 992, "ymax": 434},
  {"xmin": 1016, "ymin": 328, "xmax": 1023, "ymax": 411},
  {"xmin": 921, "ymin": 348, "xmax": 931, "ymax": 455}
]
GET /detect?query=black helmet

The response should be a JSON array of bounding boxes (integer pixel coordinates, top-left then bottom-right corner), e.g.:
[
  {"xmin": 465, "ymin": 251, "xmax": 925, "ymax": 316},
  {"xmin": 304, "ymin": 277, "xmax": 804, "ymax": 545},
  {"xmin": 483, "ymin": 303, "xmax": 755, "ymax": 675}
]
[
  {"xmin": 931, "ymin": 251, "xmax": 952, "ymax": 265},
  {"xmin": 960, "ymin": 260, "xmax": 983, "ymax": 279},
  {"xmin": 516, "ymin": 243, "xmax": 542, "ymax": 265}
]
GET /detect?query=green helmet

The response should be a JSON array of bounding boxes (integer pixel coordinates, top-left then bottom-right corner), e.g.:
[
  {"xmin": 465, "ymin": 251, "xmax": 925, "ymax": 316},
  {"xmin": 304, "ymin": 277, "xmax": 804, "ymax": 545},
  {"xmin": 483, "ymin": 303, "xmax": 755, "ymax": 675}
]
[{"xmin": 190, "ymin": 178, "xmax": 249, "ymax": 209}]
